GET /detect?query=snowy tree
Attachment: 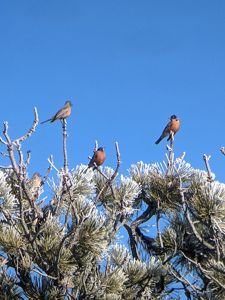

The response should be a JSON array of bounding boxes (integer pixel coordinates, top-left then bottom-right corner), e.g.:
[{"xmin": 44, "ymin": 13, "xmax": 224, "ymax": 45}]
[{"xmin": 0, "ymin": 108, "xmax": 224, "ymax": 299}]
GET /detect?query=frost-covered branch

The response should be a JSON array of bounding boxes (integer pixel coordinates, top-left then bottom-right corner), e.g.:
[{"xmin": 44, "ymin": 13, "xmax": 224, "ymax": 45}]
[
  {"xmin": 15, "ymin": 107, "xmax": 39, "ymax": 143},
  {"xmin": 62, "ymin": 119, "xmax": 69, "ymax": 174},
  {"xmin": 203, "ymin": 154, "xmax": 214, "ymax": 182}
]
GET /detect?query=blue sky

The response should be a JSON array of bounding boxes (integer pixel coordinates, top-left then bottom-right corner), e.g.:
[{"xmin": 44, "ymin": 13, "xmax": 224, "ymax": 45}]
[{"xmin": 1, "ymin": 0, "xmax": 225, "ymax": 182}]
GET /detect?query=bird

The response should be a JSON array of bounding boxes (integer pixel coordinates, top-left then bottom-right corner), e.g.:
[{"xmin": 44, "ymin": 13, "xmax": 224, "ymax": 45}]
[
  {"xmin": 41, "ymin": 100, "xmax": 72, "ymax": 124},
  {"xmin": 88, "ymin": 147, "xmax": 106, "ymax": 170},
  {"xmin": 29, "ymin": 172, "xmax": 42, "ymax": 189},
  {"xmin": 26, "ymin": 172, "xmax": 42, "ymax": 201},
  {"xmin": 155, "ymin": 115, "xmax": 180, "ymax": 144}
]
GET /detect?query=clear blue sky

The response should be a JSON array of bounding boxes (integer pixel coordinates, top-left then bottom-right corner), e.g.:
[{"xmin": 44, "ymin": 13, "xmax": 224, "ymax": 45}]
[{"xmin": 1, "ymin": 1, "xmax": 225, "ymax": 182}]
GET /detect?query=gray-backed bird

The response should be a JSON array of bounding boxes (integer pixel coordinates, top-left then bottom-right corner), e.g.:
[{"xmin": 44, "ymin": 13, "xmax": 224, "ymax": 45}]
[{"xmin": 41, "ymin": 101, "xmax": 72, "ymax": 124}]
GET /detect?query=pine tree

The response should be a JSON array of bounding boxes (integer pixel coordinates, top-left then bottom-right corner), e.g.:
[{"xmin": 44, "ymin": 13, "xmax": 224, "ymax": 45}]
[{"xmin": 0, "ymin": 108, "xmax": 224, "ymax": 299}]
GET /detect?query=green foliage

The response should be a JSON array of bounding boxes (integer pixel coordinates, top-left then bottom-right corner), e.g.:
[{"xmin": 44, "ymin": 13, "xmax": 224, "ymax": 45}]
[{"xmin": 0, "ymin": 117, "xmax": 224, "ymax": 299}]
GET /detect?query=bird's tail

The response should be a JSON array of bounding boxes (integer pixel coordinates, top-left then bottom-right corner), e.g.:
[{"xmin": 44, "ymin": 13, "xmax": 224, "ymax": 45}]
[
  {"xmin": 41, "ymin": 118, "xmax": 52, "ymax": 124},
  {"xmin": 155, "ymin": 136, "xmax": 163, "ymax": 144}
]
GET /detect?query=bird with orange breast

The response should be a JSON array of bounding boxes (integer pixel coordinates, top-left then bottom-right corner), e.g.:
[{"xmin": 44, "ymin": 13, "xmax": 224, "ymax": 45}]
[
  {"xmin": 88, "ymin": 147, "xmax": 106, "ymax": 170},
  {"xmin": 155, "ymin": 115, "xmax": 180, "ymax": 144},
  {"xmin": 41, "ymin": 100, "xmax": 72, "ymax": 124},
  {"xmin": 27, "ymin": 172, "xmax": 42, "ymax": 201}
]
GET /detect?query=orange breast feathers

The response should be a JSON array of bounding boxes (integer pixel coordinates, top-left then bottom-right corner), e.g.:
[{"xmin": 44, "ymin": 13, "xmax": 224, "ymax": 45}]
[
  {"xmin": 169, "ymin": 118, "xmax": 180, "ymax": 134},
  {"xmin": 88, "ymin": 147, "xmax": 106, "ymax": 169},
  {"xmin": 94, "ymin": 150, "xmax": 106, "ymax": 166}
]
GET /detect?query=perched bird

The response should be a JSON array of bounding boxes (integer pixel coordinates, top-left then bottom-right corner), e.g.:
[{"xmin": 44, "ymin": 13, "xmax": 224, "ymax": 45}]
[
  {"xmin": 26, "ymin": 172, "xmax": 42, "ymax": 201},
  {"xmin": 41, "ymin": 100, "xmax": 72, "ymax": 124},
  {"xmin": 88, "ymin": 147, "xmax": 106, "ymax": 170},
  {"xmin": 29, "ymin": 172, "xmax": 42, "ymax": 189},
  {"xmin": 155, "ymin": 115, "xmax": 180, "ymax": 144}
]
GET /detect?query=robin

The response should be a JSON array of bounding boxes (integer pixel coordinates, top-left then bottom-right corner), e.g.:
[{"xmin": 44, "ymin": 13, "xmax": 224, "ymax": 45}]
[
  {"xmin": 155, "ymin": 115, "xmax": 180, "ymax": 144},
  {"xmin": 88, "ymin": 147, "xmax": 106, "ymax": 170},
  {"xmin": 26, "ymin": 172, "xmax": 42, "ymax": 200},
  {"xmin": 41, "ymin": 100, "xmax": 72, "ymax": 124},
  {"xmin": 29, "ymin": 172, "xmax": 42, "ymax": 188}
]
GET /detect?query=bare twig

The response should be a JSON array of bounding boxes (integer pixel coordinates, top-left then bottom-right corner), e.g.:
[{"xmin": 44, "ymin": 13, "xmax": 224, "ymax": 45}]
[
  {"xmin": 2, "ymin": 122, "xmax": 19, "ymax": 173},
  {"xmin": 0, "ymin": 151, "xmax": 9, "ymax": 157},
  {"xmin": 0, "ymin": 137, "xmax": 7, "ymax": 145},
  {"xmin": 62, "ymin": 119, "xmax": 69, "ymax": 174},
  {"xmin": 156, "ymin": 198, "xmax": 164, "ymax": 249},
  {"xmin": 166, "ymin": 132, "xmax": 174, "ymax": 176},
  {"xmin": 47, "ymin": 155, "xmax": 59, "ymax": 173},
  {"xmin": 32, "ymin": 267, "xmax": 58, "ymax": 280},
  {"xmin": 2, "ymin": 107, "xmax": 38, "ymax": 174},
  {"xmin": 24, "ymin": 150, "xmax": 31, "ymax": 168},
  {"xmin": 15, "ymin": 107, "xmax": 39, "ymax": 143},
  {"xmin": 181, "ymin": 250, "xmax": 225, "ymax": 290},
  {"xmin": 203, "ymin": 154, "xmax": 213, "ymax": 182},
  {"xmin": 95, "ymin": 164, "xmax": 109, "ymax": 181},
  {"xmin": 41, "ymin": 160, "xmax": 53, "ymax": 186},
  {"xmin": 111, "ymin": 141, "xmax": 121, "ymax": 181},
  {"xmin": 14, "ymin": 140, "xmax": 25, "ymax": 178},
  {"xmin": 167, "ymin": 263, "xmax": 200, "ymax": 293}
]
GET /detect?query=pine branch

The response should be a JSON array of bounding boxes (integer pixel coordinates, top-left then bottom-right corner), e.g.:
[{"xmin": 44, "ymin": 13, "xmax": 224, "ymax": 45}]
[
  {"xmin": 174, "ymin": 166, "xmax": 215, "ymax": 251},
  {"xmin": 124, "ymin": 223, "xmax": 139, "ymax": 260}
]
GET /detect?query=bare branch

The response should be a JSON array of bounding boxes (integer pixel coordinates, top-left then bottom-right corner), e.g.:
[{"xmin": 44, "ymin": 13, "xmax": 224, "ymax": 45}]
[
  {"xmin": 131, "ymin": 202, "xmax": 156, "ymax": 228},
  {"xmin": 166, "ymin": 131, "xmax": 174, "ymax": 176},
  {"xmin": 41, "ymin": 161, "xmax": 53, "ymax": 186},
  {"xmin": 47, "ymin": 155, "xmax": 59, "ymax": 173},
  {"xmin": 14, "ymin": 140, "xmax": 25, "ymax": 178},
  {"xmin": 62, "ymin": 119, "xmax": 69, "ymax": 174},
  {"xmin": 167, "ymin": 263, "xmax": 201, "ymax": 293},
  {"xmin": 32, "ymin": 267, "xmax": 58, "ymax": 280},
  {"xmin": 24, "ymin": 150, "xmax": 31, "ymax": 168},
  {"xmin": 0, "ymin": 151, "xmax": 9, "ymax": 157},
  {"xmin": 181, "ymin": 250, "xmax": 225, "ymax": 291},
  {"xmin": 111, "ymin": 141, "xmax": 121, "ymax": 181},
  {"xmin": 203, "ymin": 154, "xmax": 214, "ymax": 182},
  {"xmin": 124, "ymin": 223, "xmax": 140, "ymax": 260},
  {"xmin": 156, "ymin": 198, "xmax": 164, "ymax": 249},
  {"xmin": 95, "ymin": 164, "xmax": 109, "ymax": 181},
  {"xmin": 15, "ymin": 107, "xmax": 39, "ymax": 143},
  {"xmin": 2, "ymin": 122, "xmax": 19, "ymax": 173},
  {"xmin": 0, "ymin": 137, "xmax": 7, "ymax": 145}
]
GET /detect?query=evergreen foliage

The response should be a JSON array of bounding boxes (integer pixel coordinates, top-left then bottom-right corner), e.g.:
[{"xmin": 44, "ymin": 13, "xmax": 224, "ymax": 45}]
[{"xmin": 0, "ymin": 109, "xmax": 224, "ymax": 299}]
